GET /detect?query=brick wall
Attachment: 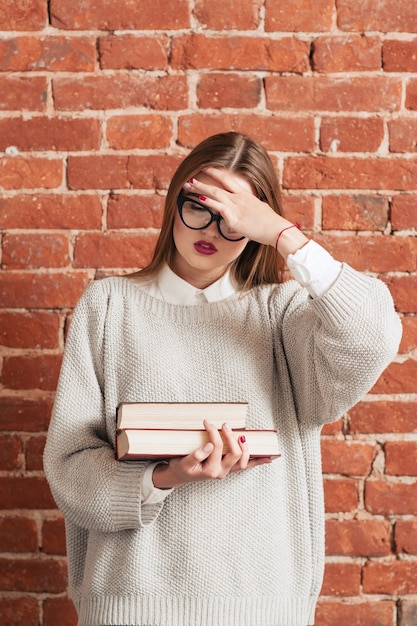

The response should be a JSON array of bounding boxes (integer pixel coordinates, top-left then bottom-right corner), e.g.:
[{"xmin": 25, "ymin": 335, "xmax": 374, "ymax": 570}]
[{"xmin": 0, "ymin": 1, "xmax": 416, "ymax": 625}]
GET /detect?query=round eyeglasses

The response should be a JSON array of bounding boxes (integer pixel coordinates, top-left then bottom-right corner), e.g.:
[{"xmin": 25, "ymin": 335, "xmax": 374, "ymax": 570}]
[{"xmin": 177, "ymin": 195, "xmax": 245, "ymax": 242}]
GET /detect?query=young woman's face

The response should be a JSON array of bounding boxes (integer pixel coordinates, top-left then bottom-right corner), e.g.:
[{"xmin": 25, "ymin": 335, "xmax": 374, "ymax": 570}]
[{"xmin": 171, "ymin": 170, "xmax": 253, "ymax": 289}]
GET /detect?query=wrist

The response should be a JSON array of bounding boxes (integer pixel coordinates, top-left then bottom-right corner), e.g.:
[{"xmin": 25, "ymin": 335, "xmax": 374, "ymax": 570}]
[
  {"xmin": 152, "ymin": 461, "xmax": 185, "ymax": 490},
  {"xmin": 273, "ymin": 223, "xmax": 309, "ymax": 259}
]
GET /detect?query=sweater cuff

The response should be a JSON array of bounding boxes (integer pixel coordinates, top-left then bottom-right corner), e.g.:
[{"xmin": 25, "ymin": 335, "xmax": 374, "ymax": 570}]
[
  {"xmin": 310, "ymin": 263, "xmax": 372, "ymax": 328},
  {"xmin": 110, "ymin": 462, "xmax": 165, "ymax": 529}
]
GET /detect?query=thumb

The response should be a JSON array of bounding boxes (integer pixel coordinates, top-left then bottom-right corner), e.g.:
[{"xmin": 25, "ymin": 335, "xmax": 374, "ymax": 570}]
[{"xmin": 191, "ymin": 442, "xmax": 214, "ymax": 464}]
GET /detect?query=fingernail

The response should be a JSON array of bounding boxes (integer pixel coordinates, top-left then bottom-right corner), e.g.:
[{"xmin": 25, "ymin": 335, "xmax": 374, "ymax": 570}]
[
  {"xmin": 223, "ymin": 422, "xmax": 231, "ymax": 431},
  {"xmin": 199, "ymin": 195, "xmax": 207, "ymax": 201},
  {"xmin": 203, "ymin": 443, "xmax": 213, "ymax": 453},
  {"xmin": 239, "ymin": 435, "xmax": 246, "ymax": 444},
  {"xmin": 188, "ymin": 177, "xmax": 194, "ymax": 183}
]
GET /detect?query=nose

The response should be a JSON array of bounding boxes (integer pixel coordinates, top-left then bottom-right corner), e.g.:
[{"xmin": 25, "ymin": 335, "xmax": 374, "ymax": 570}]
[{"xmin": 201, "ymin": 219, "xmax": 220, "ymax": 238}]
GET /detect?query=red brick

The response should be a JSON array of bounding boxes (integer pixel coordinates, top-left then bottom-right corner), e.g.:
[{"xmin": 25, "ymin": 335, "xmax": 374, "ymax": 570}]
[
  {"xmin": 197, "ymin": 74, "xmax": 262, "ymax": 109},
  {"xmin": 0, "ymin": 312, "xmax": 60, "ymax": 349},
  {"xmin": 399, "ymin": 317, "xmax": 417, "ymax": 354},
  {"xmin": 178, "ymin": 114, "xmax": 315, "ymax": 152},
  {"xmin": 0, "ymin": 0, "xmax": 46, "ymax": 30},
  {"xmin": 385, "ymin": 441, "xmax": 417, "ymax": 476},
  {"xmin": 0, "ymin": 516, "xmax": 38, "ymax": 552},
  {"xmin": 337, "ymin": 0, "xmax": 417, "ymax": 32},
  {"xmin": 320, "ymin": 117, "xmax": 384, "ymax": 153},
  {"xmin": 171, "ymin": 34, "xmax": 310, "ymax": 72},
  {"xmin": 0, "ymin": 76, "xmax": 47, "ymax": 111},
  {"xmin": 281, "ymin": 195, "xmax": 315, "ymax": 231},
  {"xmin": 383, "ymin": 275, "xmax": 417, "ymax": 313},
  {"xmin": 50, "ymin": 0, "xmax": 189, "ymax": 29},
  {"xmin": 98, "ymin": 34, "xmax": 168, "ymax": 70},
  {"xmin": 195, "ymin": 0, "xmax": 261, "ymax": 29},
  {"xmin": 321, "ymin": 417, "xmax": 343, "ymax": 436},
  {"xmin": 0, "ymin": 597, "xmax": 40, "ymax": 626},
  {"xmin": 313, "ymin": 35, "xmax": 381, "ymax": 72},
  {"xmin": 322, "ymin": 195, "xmax": 388, "ymax": 231},
  {"xmin": 405, "ymin": 79, "xmax": 417, "ymax": 111},
  {"xmin": 389, "ymin": 119, "xmax": 417, "ymax": 153},
  {"xmin": 0, "ymin": 117, "xmax": 100, "ymax": 152},
  {"xmin": 0, "ymin": 476, "xmax": 56, "ymax": 509},
  {"xmin": 0, "ymin": 271, "xmax": 90, "ymax": 308},
  {"xmin": 321, "ymin": 440, "xmax": 375, "ymax": 476},
  {"xmin": 43, "ymin": 596, "xmax": 78, "ymax": 626},
  {"xmin": 283, "ymin": 156, "xmax": 417, "ymax": 191},
  {"xmin": 321, "ymin": 562, "xmax": 361, "ymax": 596},
  {"xmin": 107, "ymin": 115, "xmax": 173, "ymax": 150},
  {"xmin": 67, "ymin": 155, "xmax": 129, "ymax": 190},
  {"xmin": 384, "ymin": 40, "xmax": 417, "ymax": 72},
  {"xmin": 107, "ymin": 194, "xmax": 164, "ymax": 229},
  {"xmin": 2, "ymin": 233, "xmax": 70, "ymax": 269},
  {"xmin": 324, "ymin": 478, "xmax": 358, "ymax": 513},
  {"xmin": 53, "ymin": 75, "xmax": 187, "ymax": 111},
  {"xmin": 0, "ymin": 194, "xmax": 102, "ymax": 229},
  {"xmin": 365, "ymin": 480, "xmax": 417, "ymax": 516},
  {"xmin": 325, "ymin": 519, "xmax": 391, "ymax": 557},
  {"xmin": 349, "ymin": 401, "xmax": 417, "ymax": 434},
  {"xmin": 25, "ymin": 435, "xmax": 46, "ymax": 471},
  {"xmin": 0, "ymin": 36, "xmax": 95, "ymax": 71},
  {"xmin": 372, "ymin": 360, "xmax": 417, "ymax": 395},
  {"xmin": 74, "ymin": 232, "xmax": 157, "ymax": 269},
  {"xmin": 42, "ymin": 517, "xmax": 66, "ymax": 555},
  {"xmin": 391, "ymin": 194, "xmax": 417, "ymax": 230},
  {"xmin": 0, "ymin": 434, "xmax": 23, "ymax": 471},
  {"xmin": 0, "ymin": 157, "xmax": 62, "ymax": 190},
  {"xmin": 395, "ymin": 520, "xmax": 417, "ymax": 554},
  {"xmin": 0, "ymin": 396, "xmax": 53, "ymax": 432},
  {"xmin": 0, "ymin": 557, "xmax": 67, "ymax": 592},
  {"xmin": 314, "ymin": 233, "xmax": 415, "ymax": 273},
  {"xmin": 315, "ymin": 600, "xmax": 395, "ymax": 626},
  {"xmin": 127, "ymin": 155, "xmax": 183, "ymax": 190},
  {"xmin": 2, "ymin": 355, "xmax": 62, "ymax": 391},
  {"xmin": 265, "ymin": 76, "xmax": 401, "ymax": 113},
  {"xmin": 265, "ymin": 0, "xmax": 334, "ymax": 31},
  {"xmin": 363, "ymin": 560, "xmax": 417, "ymax": 594}
]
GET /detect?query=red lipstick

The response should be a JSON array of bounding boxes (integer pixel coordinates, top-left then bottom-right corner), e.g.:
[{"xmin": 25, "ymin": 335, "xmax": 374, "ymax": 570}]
[{"xmin": 194, "ymin": 240, "xmax": 217, "ymax": 255}]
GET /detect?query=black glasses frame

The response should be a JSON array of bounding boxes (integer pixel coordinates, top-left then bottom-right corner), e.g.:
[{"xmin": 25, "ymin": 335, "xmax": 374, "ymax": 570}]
[{"xmin": 176, "ymin": 195, "xmax": 245, "ymax": 242}]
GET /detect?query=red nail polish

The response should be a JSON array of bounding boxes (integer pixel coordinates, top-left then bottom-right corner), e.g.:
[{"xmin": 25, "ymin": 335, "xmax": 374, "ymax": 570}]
[
  {"xmin": 188, "ymin": 177, "xmax": 194, "ymax": 183},
  {"xmin": 239, "ymin": 435, "xmax": 246, "ymax": 444},
  {"xmin": 199, "ymin": 195, "xmax": 207, "ymax": 201}
]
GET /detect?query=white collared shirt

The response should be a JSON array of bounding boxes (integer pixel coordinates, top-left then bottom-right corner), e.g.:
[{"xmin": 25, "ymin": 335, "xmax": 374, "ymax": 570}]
[{"xmin": 136, "ymin": 239, "xmax": 342, "ymax": 503}]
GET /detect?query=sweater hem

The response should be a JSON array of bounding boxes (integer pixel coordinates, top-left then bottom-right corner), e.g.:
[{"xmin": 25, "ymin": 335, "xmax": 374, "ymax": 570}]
[{"xmin": 77, "ymin": 594, "xmax": 318, "ymax": 626}]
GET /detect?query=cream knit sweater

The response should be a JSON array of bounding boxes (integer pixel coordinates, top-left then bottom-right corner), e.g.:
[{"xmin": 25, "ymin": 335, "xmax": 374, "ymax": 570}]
[{"xmin": 44, "ymin": 264, "xmax": 401, "ymax": 626}]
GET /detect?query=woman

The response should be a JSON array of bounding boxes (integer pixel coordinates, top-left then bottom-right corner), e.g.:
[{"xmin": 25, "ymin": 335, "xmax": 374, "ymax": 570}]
[{"xmin": 44, "ymin": 132, "xmax": 402, "ymax": 626}]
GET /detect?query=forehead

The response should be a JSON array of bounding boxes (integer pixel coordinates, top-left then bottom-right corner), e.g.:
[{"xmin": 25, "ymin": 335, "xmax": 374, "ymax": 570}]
[{"xmin": 196, "ymin": 169, "xmax": 254, "ymax": 194}]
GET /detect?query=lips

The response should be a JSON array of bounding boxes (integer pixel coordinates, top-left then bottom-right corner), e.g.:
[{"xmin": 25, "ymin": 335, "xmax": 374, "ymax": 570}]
[{"xmin": 194, "ymin": 240, "xmax": 217, "ymax": 255}]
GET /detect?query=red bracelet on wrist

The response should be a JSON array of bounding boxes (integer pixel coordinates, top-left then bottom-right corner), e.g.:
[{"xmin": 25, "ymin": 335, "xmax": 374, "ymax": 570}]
[{"xmin": 275, "ymin": 223, "xmax": 301, "ymax": 251}]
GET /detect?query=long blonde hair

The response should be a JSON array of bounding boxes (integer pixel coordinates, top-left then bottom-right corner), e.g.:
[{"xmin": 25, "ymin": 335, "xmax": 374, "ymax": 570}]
[{"xmin": 132, "ymin": 132, "xmax": 285, "ymax": 289}]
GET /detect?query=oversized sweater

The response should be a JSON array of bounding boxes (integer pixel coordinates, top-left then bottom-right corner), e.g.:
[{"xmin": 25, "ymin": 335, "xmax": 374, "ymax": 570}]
[{"xmin": 43, "ymin": 264, "xmax": 402, "ymax": 626}]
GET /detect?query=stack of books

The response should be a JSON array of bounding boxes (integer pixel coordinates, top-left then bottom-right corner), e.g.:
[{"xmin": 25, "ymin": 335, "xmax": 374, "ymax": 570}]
[{"xmin": 115, "ymin": 402, "xmax": 281, "ymax": 461}]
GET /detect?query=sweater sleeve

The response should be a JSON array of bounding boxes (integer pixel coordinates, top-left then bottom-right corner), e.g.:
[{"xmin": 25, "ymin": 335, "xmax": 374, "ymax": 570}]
[
  {"xmin": 279, "ymin": 264, "xmax": 402, "ymax": 426},
  {"xmin": 43, "ymin": 281, "xmax": 165, "ymax": 532}
]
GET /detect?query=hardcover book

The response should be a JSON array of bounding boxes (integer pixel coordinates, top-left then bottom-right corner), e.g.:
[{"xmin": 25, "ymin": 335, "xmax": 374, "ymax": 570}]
[
  {"xmin": 116, "ymin": 428, "xmax": 280, "ymax": 461},
  {"xmin": 116, "ymin": 401, "xmax": 248, "ymax": 430}
]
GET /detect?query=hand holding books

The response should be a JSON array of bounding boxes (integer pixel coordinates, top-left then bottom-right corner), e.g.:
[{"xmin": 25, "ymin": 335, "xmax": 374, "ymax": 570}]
[
  {"xmin": 115, "ymin": 402, "xmax": 280, "ymax": 461},
  {"xmin": 115, "ymin": 403, "xmax": 280, "ymax": 488},
  {"xmin": 151, "ymin": 420, "xmax": 278, "ymax": 490}
]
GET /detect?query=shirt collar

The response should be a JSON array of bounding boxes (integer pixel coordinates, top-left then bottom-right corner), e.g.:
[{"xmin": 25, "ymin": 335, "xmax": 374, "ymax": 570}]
[{"xmin": 157, "ymin": 264, "xmax": 238, "ymax": 305}]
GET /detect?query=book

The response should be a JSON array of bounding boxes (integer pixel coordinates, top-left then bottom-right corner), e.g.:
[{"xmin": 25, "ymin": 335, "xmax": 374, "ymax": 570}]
[
  {"xmin": 116, "ymin": 428, "xmax": 281, "ymax": 461},
  {"xmin": 116, "ymin": 402, "xmax": 248, "ymax": 430}
]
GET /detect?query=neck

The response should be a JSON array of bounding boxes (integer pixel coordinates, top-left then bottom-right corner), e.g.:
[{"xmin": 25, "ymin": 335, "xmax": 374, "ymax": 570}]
[{"xmin": 170, "ymin": 260, "xmax": 227, "ymax": 290}]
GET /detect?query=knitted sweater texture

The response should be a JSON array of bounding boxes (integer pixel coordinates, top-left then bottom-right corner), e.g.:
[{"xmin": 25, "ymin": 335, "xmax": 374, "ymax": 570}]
[{"xmin": 44, "ymin": 264, "xmax": 401, "ymax": 626}]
